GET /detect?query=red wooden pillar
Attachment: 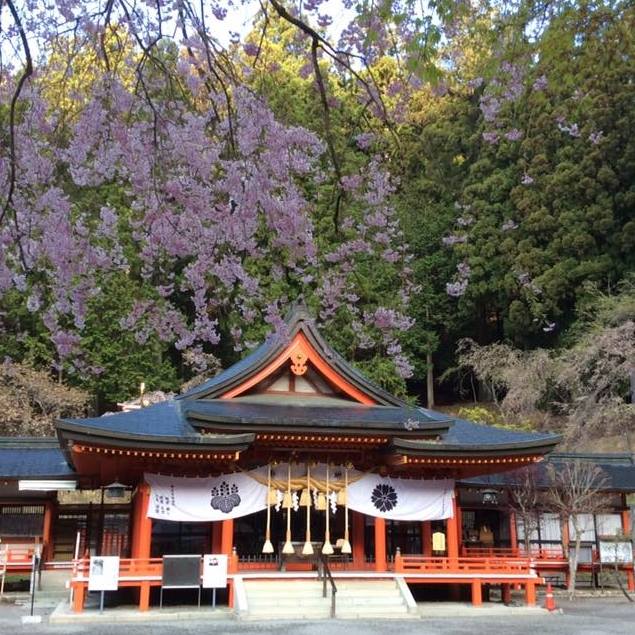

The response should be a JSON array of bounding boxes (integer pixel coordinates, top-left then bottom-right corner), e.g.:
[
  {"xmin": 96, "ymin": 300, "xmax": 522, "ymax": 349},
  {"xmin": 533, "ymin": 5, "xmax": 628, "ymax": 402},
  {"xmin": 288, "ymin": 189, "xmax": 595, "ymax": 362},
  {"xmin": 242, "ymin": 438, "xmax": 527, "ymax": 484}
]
[
  {"xmin": 351, "ymin": 511, "xmax": 365, "ymax": 568},
  {"xmin": 220, "ymin": 519, "xmax": 234, "ymax": 557},
  {"xmin": 455, "ymin": 500, "xmax": 463, "ymax": 554},
  {"xmin": 131, "ymin": 483, "xmax": 152, "ymax": 611},
  {"xmin": 446, "ymin": 495, "xmax": 459, "ymax": 566},
  {"xmin": 621, "ymin": 508, "xmax": 635, "ymax": 591},
  {"xmin": 131, "ymin": 483, "xmax": 152, "ymax": 559},
  {"xmin": 42, "ymin": 501, "xmax": 55, "ymax": 562},
  {"xmin": 502, "ymin": 583, "xmax": 512, "ymax": 604},
  {"xmin": 509, "ymin": 511, "xmax": 518, "ymax": 553},
  {"xmin": 72, "ymin": 583, "xmax": 86, "ymax": 613},
  {"xmin": 561, "ymin": 515, "xmax": 570, "ymax": 553},
  {"xmin": 525, "ymin": 581, "xmax": 536, "ymax": 606},
  {"xmin": 471, "ymin": 579, "xmax": 482, "ymax": 606},
  {"xmin": 422, "ymin": 521, "xmax": 432, "ymax": 557},
  {"xmin": 220, "ymin": 519, "xmax": 235, "ymax": 607},
  {"xmin": 374, "ymin": 517, "xmax": 387, "ymax": 572}
]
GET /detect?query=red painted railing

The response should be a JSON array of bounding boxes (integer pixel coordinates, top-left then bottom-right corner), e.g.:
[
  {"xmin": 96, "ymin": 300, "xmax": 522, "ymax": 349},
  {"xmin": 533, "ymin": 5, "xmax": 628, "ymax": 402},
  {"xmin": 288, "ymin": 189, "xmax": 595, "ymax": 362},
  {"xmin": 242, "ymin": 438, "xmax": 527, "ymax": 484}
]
[
  {"xmin": 462, "ymin": 545, "xmax": 566, "ymax": 561},
  {"xmin": 0, "ymin": 545, "xmax": 40, "ymax": 570},
  {"xmin": 396, "ymin": 554, "xmax": 533, "ymax": 575},
  {"xmin": 71, "ymin": 557, "xmax": 164, "ymax": 582}
]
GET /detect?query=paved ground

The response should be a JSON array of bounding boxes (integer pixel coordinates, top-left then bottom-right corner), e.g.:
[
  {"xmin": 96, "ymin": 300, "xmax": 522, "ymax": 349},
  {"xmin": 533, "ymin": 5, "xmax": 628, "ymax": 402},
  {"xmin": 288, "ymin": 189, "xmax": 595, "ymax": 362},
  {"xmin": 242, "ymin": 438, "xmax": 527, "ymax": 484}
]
[{"xmin": 2, "ymin": 597, "xmax": 635, "ymax": 634}]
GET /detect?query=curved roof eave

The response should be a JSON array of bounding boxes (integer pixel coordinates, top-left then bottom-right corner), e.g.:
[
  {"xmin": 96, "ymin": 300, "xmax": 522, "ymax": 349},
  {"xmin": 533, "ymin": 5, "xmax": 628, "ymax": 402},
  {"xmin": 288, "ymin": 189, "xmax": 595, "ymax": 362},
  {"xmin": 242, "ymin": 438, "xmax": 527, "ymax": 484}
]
[
  {"xmin": 391, "ymin": 434, "xmax": 562, "ymax": 457},
  {"xmin": 57, "ymin": 419, "xmax": 255, "ymax": 452}
]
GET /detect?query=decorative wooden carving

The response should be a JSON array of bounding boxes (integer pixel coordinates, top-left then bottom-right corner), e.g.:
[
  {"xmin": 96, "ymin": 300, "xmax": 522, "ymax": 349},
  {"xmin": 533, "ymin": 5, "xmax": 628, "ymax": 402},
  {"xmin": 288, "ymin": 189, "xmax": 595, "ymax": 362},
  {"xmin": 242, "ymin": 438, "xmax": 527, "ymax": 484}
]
[{"xmin": 290, "ymin": 349, "xmax": 308, "ymax": 376}]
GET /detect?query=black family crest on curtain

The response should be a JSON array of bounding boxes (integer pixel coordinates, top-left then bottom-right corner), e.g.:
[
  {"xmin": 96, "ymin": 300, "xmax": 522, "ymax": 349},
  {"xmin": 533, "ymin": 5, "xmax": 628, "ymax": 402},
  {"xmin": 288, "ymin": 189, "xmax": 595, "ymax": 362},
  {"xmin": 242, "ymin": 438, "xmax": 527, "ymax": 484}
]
[
  {"xmin": 211, "ymin": 481, "xmax": 241, "ymax": 513},
  {"xmin": 371, "ymin": 483, "xmax": 398, "ymax": 512}
]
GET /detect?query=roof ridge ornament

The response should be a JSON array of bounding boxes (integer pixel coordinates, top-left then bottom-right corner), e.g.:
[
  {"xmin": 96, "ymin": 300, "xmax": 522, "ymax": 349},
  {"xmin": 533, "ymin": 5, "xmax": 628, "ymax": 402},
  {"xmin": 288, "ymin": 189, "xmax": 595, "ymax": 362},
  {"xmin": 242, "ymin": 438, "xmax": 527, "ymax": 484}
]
[{"xmin": 290, "ymin": 348, "xmax": 308, "ymax": 376}]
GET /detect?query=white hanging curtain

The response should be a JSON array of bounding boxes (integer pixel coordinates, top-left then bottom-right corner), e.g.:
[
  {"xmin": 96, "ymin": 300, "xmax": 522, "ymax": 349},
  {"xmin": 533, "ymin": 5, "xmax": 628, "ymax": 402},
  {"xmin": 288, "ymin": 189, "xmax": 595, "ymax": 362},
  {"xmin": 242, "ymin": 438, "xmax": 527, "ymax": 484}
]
[
  {"xmin": 346, "ymin": 475, "xmax": 454, "ymax": 521},
  {"xmin": 145, "ymin": 472, "xmax": 268, "ymax": 522},
  {"xmin": 145, "ymin": 468, "xmax": 455, "ymax": 523}
]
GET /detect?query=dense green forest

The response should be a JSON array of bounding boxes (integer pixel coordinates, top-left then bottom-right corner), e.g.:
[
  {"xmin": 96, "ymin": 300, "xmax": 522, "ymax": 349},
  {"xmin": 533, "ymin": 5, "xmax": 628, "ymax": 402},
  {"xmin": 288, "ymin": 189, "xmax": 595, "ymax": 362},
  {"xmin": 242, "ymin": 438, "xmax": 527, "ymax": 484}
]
[{"xmin": 0, "ymin": 1, "xmax": 632, "ymax": 447}]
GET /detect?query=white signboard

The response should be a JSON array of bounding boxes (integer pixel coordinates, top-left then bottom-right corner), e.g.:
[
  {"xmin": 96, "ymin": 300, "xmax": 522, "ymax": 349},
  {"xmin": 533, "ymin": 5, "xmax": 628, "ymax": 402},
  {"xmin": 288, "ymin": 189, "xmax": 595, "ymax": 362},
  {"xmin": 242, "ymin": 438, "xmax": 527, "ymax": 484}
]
[
  {"xmin": 88, "ymin": 556, "xmax": 120, "ymax": 591},
  {"xmin": 599, "ymin": 541, "xmax": 633, "ymax": 564},
  {"xmin": 202, "ymin": 554, "xmax": 228, "ymax": 589}
]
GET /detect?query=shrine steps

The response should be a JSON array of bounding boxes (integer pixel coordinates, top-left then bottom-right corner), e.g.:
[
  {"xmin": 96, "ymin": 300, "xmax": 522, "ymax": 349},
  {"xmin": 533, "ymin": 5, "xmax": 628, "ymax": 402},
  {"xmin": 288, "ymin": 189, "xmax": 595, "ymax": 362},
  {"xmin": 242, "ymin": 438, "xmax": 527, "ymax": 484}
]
[
  {"xmin": 334, "ymin": 580, "xmax": 414, "ymax": 619},
  {"xmin": 240, "ymin": 578, "xmax": 416, "ymax": 620},
  {"xmin": 241, "ymin": 580, "xmax": 331, "ymax": 619}
]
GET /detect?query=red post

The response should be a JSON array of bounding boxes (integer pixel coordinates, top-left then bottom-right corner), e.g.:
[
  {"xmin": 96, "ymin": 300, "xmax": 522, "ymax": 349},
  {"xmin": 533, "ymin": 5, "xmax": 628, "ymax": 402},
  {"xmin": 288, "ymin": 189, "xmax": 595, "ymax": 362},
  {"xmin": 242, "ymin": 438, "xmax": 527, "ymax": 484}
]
[
  {"xmin": 502, "ymin": 583, "xmax": 512, "ymax": 604},
  {"xmin": 139, "ymin": 583, "xmax": 151, "ymax": 611},
  {"xmin": 374, "ymin": 517, "xmax": 387, "ymax": 572},
  {"xmin": 471, "ymin": 580, "xmax": 482, "ymax": 606},
  {"xmin": 561, "ymin": 515, "xmax": 570, "ymax": 554},
  {"xmin": 422, "ymin": 521, "xmax": 432, "ymax": 557},
  {"xmin": 352, "ymin": 511, "xmax": 365, "ymax": 568},
  {"xmin": 455, "ymin": 501, "xmax": 463, "ymax": 554},
  {"xmin": 525, "ymin": 582, "xmax": 536, "ymax": 606},
  {"xmin": 131, "ymin": 483, "xmax": 152, "ymax": 560},
  {"xmin": 446, "ymin": 495, "xmax": 459, "ymax": 566},
  {"xmin": 220, "ymin": 520, "xmax": 235, "ymax": 608},
  {"xmin": 72, "ymin": 583, "xmax": 86, "ymax": 613},
  {"xmin": 220, "ymin": 519, "xmax": 234, "ymax": 557},
  {"xmin": 621, "ymin": 509, "xmax": 634, "ymax": 591},
  {"xmin": 42, "ymin": 501, "xmax": 55, "ymax": 562},
  {"xmin": 509, "ymin": 511, "xmax": 518, "ymax": 553}
]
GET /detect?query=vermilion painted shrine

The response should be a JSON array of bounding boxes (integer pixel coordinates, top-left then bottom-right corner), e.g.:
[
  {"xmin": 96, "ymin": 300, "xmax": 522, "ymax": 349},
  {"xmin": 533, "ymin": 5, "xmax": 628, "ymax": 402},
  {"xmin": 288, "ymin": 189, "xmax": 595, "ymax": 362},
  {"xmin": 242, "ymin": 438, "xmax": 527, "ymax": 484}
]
[{"xmin": 1, "ymin": 306, "xmax": 634, "ymax": 615}]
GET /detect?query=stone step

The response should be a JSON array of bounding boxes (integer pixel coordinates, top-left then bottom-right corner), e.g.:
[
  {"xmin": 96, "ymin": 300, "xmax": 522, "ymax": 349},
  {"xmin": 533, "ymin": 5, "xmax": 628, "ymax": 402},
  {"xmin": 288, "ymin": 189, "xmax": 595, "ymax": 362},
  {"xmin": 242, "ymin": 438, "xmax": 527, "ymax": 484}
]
[
  {"xmin": 246, "ymin": 589, "xmax": 323, "ymax": 598},
  {"xmin": 245, "ymin": 585, "xmax": 321, "ymax": 591},
  {"xmin": 248, "ymin": 597, "xmax": 327, "ymax": 608},
  {"xmin": 336, "ymin": 610, "xmax": 415, "ymax": 620},
  {"xmin": 243, "ymin": 606, "xmax": 332, "ymax": 620},
  {"xmin": 333, "ymin": 588, "xmax": 401, "ymax": 597},
  {"xmin": 336, "ymin": 596, "xmax": 405, "ymax": 607}
]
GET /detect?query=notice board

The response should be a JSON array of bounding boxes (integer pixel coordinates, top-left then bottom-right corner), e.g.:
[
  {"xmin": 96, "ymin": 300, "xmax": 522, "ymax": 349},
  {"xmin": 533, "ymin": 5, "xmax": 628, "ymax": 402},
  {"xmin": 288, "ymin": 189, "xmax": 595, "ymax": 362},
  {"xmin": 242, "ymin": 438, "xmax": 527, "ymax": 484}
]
[
  {"xmin": 161, "ymin": 555, "xmax": 201, "ymax": 589},
  {"xmin": 88, "ymin": 556, "xmax": 120, "ymax": 591},
  {"xmin": 202, "ymin": 554, "xmax": 228, "ymax": 589}
]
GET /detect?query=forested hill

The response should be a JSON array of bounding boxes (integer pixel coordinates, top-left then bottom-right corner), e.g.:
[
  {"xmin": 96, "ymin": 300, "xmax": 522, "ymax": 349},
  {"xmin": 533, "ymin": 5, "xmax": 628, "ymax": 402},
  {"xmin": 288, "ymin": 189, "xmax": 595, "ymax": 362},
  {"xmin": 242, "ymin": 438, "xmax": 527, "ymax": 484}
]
[{"xmin": 0, "ymin": 1, "xmax": 632, "ymax": 448}]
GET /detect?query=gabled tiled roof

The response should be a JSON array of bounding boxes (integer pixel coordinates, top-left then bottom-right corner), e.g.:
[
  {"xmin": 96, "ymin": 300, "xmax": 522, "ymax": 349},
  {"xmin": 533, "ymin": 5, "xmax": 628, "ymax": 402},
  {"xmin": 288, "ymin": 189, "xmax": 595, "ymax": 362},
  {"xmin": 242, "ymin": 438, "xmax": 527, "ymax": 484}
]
[
  {"xmin": 177, "ymin": 304, "xmax": 406, "ymax": 406},
  {"xmin": 461, "ymin": 453, "xmax": 635, "ymax": 491},
  {"xmin": 0, "ymin": 437, "xmax": 74, "ymax": 478},
  {"xmin": 55, "ymin": 304, "xmax": 560, "ymax": 458},
  {"xmin": 185, "ymin": 399, "xmax": 451, "ymax": 434}
]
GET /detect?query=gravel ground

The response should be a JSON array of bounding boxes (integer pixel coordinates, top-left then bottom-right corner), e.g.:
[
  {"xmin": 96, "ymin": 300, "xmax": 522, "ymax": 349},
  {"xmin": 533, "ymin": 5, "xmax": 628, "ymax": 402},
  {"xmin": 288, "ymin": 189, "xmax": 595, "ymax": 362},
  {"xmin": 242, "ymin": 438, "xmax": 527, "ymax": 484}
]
[{"xmin": 2, "ymin": 597, "xmax": 634, "ymax": 635}]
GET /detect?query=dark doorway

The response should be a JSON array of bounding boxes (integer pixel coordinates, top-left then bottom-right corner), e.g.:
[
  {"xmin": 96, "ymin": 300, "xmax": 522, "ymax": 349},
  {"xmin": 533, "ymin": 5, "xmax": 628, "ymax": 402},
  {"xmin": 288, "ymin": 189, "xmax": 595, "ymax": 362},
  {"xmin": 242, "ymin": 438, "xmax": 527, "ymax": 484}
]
[{"xmin": 150, "ymin": 520, "xmax": 211, "ymax": 557}]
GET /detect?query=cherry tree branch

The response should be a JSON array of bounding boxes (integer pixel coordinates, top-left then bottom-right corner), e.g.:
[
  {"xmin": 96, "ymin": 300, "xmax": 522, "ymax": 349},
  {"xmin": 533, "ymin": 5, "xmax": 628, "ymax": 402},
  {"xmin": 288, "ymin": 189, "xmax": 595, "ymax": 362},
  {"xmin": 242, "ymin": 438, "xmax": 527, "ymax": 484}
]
[{"xmin": 0, "ymin": 0, "xmax": 33, "ymax": 237}]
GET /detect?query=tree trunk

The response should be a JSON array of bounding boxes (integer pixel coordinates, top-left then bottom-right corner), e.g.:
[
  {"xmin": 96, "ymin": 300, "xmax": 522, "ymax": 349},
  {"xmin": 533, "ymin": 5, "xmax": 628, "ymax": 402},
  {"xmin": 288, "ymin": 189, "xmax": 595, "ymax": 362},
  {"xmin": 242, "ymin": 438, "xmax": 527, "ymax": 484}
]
[{"xmin": 426, "ymin": 352, "xmax": 434, "ymax": 408}]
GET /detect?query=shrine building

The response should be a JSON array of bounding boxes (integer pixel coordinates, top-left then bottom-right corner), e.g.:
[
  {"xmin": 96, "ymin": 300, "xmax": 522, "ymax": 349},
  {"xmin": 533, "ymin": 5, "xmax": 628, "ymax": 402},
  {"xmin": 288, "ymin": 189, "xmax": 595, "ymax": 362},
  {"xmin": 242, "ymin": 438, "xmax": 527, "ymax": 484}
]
[{"xmin": 1, "ymin": 306, "xmax": 633, "ymax": 617}]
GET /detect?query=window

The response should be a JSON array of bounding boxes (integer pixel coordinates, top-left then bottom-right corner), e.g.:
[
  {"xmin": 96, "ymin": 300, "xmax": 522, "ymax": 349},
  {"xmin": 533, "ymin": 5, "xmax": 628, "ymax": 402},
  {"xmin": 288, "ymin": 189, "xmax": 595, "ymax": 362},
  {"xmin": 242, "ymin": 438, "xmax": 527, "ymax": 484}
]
[
  {"xmin": 539, "ymin": 513, "xmax": 562, "ymax": 542},
  {"xmin": 596, "ymin": 514, "xmax": 622, "ymax": 538},
  {"xmin": 569, "ymin": 514, "xmax": 595, "ymax": 542},
  {"xmin": 0, "ymin": 505, "xmax": 44, "ymax": 537},
  {"xmin": 516, "ymin": 512, "xmax": 562, "ymax": 555}
]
